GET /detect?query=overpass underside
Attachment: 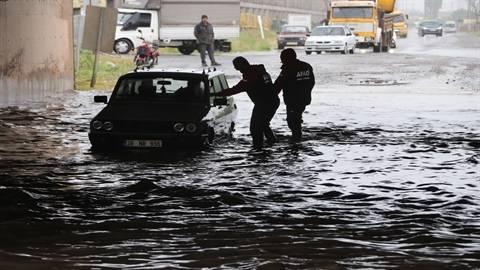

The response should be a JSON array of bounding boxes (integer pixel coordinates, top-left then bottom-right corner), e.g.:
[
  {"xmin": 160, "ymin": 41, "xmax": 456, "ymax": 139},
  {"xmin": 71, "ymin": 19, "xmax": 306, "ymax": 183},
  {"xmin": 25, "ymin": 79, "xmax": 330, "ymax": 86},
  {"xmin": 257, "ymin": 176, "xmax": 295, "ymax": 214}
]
[{"xmin": 0, "ymin": 0, "xmax": 74, "ymax": 107}]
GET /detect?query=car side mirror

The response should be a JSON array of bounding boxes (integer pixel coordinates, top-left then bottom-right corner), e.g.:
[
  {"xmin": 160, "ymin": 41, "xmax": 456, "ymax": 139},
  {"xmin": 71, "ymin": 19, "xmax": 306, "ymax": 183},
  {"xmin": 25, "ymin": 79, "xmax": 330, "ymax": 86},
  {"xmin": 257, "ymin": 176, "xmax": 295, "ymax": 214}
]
[
  {"xmin": 347, "ymin": 33, "xmax": 352, "ymax": 36},
  {"xmin": 213, "ymin": 97, "xmax": 227, "ymax": 106},
  {"xmin": 138, "ymin": 29, "xmax": 143, "ymax": 34},
  {"xmin": 94, "ymin": 95, "xmax": 108, "ymax": 104}
]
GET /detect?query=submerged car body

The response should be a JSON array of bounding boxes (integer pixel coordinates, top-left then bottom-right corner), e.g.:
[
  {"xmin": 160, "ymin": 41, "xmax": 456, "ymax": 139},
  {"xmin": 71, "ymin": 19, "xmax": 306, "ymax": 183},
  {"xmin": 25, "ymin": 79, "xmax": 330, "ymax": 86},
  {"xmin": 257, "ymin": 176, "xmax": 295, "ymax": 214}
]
[
  {"xmin": 89, "ymin": 69, "xmax": 237, "ymax": 150},
  {"xmin": 305, "ymin": 25, "xmax": 357, "ymax": 55}
]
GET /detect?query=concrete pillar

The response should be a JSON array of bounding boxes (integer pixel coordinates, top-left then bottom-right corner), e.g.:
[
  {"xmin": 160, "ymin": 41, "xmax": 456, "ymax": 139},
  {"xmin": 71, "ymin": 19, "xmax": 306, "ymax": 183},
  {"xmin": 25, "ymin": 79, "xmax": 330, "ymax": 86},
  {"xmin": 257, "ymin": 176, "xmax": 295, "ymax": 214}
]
[{"xmin": 0, "ymin": 0, "xmax": 74, "ymax": 107}]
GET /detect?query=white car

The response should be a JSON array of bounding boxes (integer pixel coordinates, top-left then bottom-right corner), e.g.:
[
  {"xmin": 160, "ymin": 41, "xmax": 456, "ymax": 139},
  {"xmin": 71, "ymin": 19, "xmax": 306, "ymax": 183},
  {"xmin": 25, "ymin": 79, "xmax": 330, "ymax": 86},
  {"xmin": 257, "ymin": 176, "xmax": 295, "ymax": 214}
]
[
  {"xmin": 305, "ymin": 26, "xmax": 357, "ymax": 55},
  {"xmin": 444, "ymin": 21, "xmax": 457, "ymax": 33}
]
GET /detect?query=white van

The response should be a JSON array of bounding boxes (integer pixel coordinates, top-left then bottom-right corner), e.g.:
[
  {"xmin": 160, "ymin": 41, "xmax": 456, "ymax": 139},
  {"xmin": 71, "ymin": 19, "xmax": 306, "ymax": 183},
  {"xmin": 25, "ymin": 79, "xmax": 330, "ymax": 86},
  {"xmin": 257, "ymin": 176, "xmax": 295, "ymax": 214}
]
[{"xmin": 114, "ymin": 1, "xmax": 240, "ymax": 55}]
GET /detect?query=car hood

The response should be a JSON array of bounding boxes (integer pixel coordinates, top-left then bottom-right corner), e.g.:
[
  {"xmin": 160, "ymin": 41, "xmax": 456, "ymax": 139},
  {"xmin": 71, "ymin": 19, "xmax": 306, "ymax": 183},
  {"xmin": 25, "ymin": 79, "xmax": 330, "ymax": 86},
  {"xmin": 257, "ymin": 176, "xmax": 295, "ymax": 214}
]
[
  {"xmin": 93, "ymin": 102, "xmax": 210, "ymax": 122},
  {"xmin": 279, "ymin": 32, "xmax": 307, "ymax": 37},
  {"xmin": 307, "ymin": 36, "xmax": 346, "ymax": 42}
]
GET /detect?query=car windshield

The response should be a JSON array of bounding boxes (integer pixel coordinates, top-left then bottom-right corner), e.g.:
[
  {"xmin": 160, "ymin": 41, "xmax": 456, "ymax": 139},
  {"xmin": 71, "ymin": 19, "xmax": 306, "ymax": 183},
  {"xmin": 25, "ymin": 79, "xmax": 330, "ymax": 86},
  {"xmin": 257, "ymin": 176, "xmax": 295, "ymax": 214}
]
[
  {"xmin": 117, "ymin": 12, "xmax": 133, "ymax": 26},
  {"xmin": 312, "ymin": 27, "xmax": 345, "ymax": 36},
  {"xmin": 113, "ymin": 77, "xmax": 206, "ymax": 103},
  {"xmin": 421, "ymin": 21, "xmax": 442, "ymax": 28},
  {"xmin": 332, "ymin": 7, "xmax": 373, "ymax": 19},
  {"xmin": 392, "ymin": 14, "xmax": 406, "ymax": 23},
  {"xmin": 281, "ymin": 26, "xmax": 307, "ymax": 33}
]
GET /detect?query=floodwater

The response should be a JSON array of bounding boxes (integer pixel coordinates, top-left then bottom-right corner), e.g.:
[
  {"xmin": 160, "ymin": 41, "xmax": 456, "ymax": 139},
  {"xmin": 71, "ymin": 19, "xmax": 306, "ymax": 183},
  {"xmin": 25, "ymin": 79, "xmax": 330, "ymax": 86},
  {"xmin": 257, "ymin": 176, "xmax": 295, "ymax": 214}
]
[{"xmin": 1, "ymin": 32, "xmax": 480, "ymax": 269}]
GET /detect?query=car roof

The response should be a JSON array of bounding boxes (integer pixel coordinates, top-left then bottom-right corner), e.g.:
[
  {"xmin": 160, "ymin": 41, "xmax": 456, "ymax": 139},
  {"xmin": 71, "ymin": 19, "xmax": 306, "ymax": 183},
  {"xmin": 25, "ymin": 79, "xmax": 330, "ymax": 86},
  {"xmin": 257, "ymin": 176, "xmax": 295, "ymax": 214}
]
[
  {"xmin": 421, "ymin": 20, "xmax": 442, "ymax": 24},
  {"xmin": 314, "ymin": 25, "xmax": 346, "ymax": 29},
  {"xmin": 124, "ymin": 68, "xmax": 225, "ymax": 80},
  {"xmin": 282, "ymin": 25, "xmax": 307, "ymax": 28}
]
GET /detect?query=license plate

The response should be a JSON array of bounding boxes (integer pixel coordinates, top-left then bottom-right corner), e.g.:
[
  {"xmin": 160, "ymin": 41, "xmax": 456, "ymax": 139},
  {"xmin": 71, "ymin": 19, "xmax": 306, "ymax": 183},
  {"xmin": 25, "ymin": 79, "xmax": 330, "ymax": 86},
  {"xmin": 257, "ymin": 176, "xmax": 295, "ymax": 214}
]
[
  {"xmin": 286, "ymin": 42, "xmax": 298, "ymax": 45},
  {"xmin": 124, "ymin": 140, "xmax": 163, "ymax": 148}
]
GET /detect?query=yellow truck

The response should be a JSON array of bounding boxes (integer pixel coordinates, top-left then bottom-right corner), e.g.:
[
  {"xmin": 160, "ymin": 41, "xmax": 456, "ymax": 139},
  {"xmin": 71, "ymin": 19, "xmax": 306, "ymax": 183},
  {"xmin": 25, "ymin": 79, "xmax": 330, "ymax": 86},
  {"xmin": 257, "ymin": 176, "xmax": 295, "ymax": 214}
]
[
  {"xmin": 327, "ymin": 0, "xmax": 396, "ymax": 52},
  {"xmin": 389, "ymin": 10, "xmax": 409, "ymax": 38}
]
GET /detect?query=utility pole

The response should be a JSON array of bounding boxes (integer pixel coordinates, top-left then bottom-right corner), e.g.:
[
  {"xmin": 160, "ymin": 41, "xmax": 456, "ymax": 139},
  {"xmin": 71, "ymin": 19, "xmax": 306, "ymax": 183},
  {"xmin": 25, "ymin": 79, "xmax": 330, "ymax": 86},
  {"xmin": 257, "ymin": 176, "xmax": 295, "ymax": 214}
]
[{"xmin": 90, "ymin": 8, "xmax": 105, "ymax": 88}]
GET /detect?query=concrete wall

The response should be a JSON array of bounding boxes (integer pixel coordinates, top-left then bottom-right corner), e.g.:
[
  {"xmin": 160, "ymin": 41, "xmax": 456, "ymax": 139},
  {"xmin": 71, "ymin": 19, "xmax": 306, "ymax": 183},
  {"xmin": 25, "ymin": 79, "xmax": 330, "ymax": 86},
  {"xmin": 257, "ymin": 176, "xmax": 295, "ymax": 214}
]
[{"xmin": 0, "ymin": 0, "xmax": 74, "ymax": 107}]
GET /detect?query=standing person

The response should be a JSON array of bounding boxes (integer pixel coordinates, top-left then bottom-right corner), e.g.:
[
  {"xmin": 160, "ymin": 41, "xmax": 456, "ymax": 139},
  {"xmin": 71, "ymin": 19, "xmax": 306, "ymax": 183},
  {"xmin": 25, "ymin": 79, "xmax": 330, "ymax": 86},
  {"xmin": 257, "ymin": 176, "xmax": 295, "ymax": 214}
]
[
  {"xmin": 218, "ymin": 57, "xmax": 279, "ymax": 150},
  {"xmin": 194, "ymin": 15, "xmax": 221, "ymax": 67},
  {"xmin": 274, "ymin": 48, "xmax": 315, "ymax": 141}
]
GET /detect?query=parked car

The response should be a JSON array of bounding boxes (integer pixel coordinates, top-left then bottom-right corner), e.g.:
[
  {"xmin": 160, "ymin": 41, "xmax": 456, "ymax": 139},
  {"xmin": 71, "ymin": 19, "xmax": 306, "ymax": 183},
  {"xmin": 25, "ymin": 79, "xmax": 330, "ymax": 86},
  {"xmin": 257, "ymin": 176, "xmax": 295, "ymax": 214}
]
[
  {"xmin": 277, "ymin": 25, "xmax": 309, "ymax": 49},
  {"xmin": 444, "ymin": 21, "xmax": 457, "ymax": 33},
  {"xmin": 305, "ymin": 25, "xmax": 357, "ymax": 55},
  {"xmin": 418, "ymin": 20, "xmax": 443, "ymax": 37},
  {"xmin": 89, "ymin": 69, "xmax": 237, "ymax": 150}
]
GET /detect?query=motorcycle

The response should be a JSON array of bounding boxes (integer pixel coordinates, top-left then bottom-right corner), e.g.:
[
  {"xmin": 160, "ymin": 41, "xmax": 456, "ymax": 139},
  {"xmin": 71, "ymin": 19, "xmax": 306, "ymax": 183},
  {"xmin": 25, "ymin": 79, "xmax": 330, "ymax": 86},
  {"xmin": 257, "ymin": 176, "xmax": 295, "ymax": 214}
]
[{"xmin": 134, "ymin": 30, "xmax": 159, "ymax": 70}]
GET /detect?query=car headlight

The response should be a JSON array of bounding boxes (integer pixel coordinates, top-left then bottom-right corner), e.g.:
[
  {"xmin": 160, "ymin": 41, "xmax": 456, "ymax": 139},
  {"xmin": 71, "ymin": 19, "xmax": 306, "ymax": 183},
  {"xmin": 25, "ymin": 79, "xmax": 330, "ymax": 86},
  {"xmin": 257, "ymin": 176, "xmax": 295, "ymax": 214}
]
[
  {"xmin": 92, "ymin": 120, "xmax": 103, "ymax": 130},
  {"xmin": 103, "ymin": 121, "xmax": 114, "ymax": 131},
  {"xmin": 173, "ymin": 123, "xmax": 185, "ymax": 133},
  {"xmin": 185, "ymin": 123, "xmax": 197, "ymax": 133}
]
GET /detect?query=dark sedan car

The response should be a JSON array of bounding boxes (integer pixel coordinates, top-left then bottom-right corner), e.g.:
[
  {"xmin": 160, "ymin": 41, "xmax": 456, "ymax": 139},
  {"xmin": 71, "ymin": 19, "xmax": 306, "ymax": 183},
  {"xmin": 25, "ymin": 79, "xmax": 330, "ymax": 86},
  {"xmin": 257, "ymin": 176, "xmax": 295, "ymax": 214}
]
[
  {"xmin": 277, "ymin": 25, "xmax": 309, "ymax": 49},
  {"xmin": 418, "ymin": 21, "xmax": 443, "ymax": 37},
  {"xmin": 89, "ymin": 69, "xmax": 237, "ymax": 150}
]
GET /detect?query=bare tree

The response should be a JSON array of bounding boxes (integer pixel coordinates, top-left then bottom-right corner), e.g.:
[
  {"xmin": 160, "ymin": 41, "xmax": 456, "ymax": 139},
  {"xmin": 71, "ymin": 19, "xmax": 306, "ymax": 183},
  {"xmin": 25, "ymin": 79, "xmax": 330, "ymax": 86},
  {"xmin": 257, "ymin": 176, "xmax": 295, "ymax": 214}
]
[{"xmin": 466, "ymin": 0, "xmax": 480, "ymax": 30}]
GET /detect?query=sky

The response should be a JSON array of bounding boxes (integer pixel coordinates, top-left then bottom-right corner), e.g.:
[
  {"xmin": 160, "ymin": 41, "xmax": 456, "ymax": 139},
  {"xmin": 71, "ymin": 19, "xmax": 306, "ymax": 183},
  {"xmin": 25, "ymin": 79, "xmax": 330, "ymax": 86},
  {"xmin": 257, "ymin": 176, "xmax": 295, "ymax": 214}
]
[{"xmin": 396, "ymin": 0, "xmax": 468, "ymax": 12}]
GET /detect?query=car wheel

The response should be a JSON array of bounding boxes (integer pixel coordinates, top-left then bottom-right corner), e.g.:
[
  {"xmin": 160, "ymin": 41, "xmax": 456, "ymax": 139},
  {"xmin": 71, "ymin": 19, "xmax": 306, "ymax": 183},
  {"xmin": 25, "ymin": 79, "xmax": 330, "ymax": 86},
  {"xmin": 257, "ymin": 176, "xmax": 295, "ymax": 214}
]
[
  {"xmin": 228, "ymin": 122, "xmax": 235, "ymax": 138},
  {"xmin": 349, "ymin": 47, "xmax": 355, "ymax": 54},
  {"xmin": 316, "ymin": 51, "xmax": 322, "ymax": 55},
  {"xmin": 114, "ymin": 39, "xmax": 132, "ymax": 54},
  {"xmin": 306, "ymin": 51, "xmax": 312, "ymax": 55},
  {"xmin": 178, "ymin": 45, "xmax": 196, "ymax": 55},
  {"xmin": 208, "ymin": 128, "xmax": 215, "ymax": 144},
  {"xmin": 278, "ymin": 43, "xmax": 285, "ymax": 50}
]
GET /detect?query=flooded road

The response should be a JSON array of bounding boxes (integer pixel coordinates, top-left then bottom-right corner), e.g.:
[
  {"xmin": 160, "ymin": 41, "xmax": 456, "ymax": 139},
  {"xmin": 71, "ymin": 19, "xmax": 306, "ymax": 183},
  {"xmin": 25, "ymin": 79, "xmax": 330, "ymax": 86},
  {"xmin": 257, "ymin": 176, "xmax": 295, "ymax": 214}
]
[{"xmin": 1, "ymin": 32, "xmax": 480, "ymax": 269}]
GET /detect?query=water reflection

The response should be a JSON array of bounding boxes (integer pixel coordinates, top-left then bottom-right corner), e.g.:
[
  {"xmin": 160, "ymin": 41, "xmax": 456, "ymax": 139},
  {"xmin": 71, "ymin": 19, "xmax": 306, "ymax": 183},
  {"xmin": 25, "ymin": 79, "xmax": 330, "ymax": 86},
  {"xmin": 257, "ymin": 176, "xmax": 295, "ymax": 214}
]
[{"xmin": 0, "ymin": 90, "xmax": 479, "ymax": 269}]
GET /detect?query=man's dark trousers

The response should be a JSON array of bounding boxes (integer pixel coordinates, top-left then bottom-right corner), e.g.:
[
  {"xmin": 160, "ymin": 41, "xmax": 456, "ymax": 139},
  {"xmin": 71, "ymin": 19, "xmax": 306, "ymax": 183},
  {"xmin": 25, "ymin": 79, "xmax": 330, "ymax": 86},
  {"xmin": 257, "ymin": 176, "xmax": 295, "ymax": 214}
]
[
  {"xmin": 286, "ymin": 104, "xmax": 306, "ymax": 140},
  {"xmin": 198, "ymin": 43, "xmax": 216, "ymax": 65},
  {"xmin": 250, "ymin": 98, "xmax": 280, "ymax": 149}
]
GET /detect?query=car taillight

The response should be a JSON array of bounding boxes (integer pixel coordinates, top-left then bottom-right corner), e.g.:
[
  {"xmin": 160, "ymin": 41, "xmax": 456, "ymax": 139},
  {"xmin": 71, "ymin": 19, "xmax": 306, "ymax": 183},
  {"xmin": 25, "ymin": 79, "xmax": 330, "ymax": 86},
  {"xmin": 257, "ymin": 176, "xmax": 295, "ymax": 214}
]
[
  {"xmin": 185, "ymin": 123, "xmax": 197, "ymax": 133},
  {"xmin": 92, "ymin": 120, "xmax": 103, "ymax": 130},
  {"xmin": 173, "ymin": 123, "xmax": 185, "ymax": 133},
  {"xmin": 103, "ymin": 122, "xmax": 114, "ymax": 131}
]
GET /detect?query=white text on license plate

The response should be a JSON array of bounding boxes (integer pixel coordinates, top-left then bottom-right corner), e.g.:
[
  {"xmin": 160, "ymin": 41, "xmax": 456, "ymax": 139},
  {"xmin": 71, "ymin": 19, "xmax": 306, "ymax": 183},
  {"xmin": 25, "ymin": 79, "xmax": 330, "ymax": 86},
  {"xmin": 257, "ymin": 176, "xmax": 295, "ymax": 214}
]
[{"xmin": 124, "ymin": 140, "xmax": 163, "ymax": 148}]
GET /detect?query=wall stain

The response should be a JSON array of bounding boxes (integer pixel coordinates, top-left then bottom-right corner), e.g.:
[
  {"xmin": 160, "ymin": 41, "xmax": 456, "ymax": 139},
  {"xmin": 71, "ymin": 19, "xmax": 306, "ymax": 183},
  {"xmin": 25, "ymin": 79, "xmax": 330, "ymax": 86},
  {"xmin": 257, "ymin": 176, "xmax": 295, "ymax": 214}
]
[{"xmin": 0, "ymin": 49, "xmax": 24, "ymax": 78}]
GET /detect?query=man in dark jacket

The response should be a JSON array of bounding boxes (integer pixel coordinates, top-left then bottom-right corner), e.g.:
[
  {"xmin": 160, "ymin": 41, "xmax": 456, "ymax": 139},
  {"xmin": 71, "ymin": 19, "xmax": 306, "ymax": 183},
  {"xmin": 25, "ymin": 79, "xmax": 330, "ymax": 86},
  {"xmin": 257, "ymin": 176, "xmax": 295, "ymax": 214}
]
[
  {"xmin": 194, "ymin": 15, "xmax": 220, "ymax": 67},
  {"xmin": 274, "ymin": 48, "xmax": 315, "ymax": 141},
  {"xmin": 219, "ymin": 57, "xmax": 279, "ymax": 149}
]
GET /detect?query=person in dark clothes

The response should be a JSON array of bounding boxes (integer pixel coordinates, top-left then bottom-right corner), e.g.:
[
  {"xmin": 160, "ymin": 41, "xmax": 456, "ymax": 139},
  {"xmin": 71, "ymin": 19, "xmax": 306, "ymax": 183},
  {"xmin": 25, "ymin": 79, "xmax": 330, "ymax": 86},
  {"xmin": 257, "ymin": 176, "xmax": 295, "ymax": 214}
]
[
  {"xmin": 274, "ymin": 48, "xmax": 315, "ymax": 141},
  {"xmin": 218, "ymin": 57, "xmax": 279, "ymax": 149},
  {"xmin": 194, "ymin": 15, "xmax": 221, "ymax": 67}
]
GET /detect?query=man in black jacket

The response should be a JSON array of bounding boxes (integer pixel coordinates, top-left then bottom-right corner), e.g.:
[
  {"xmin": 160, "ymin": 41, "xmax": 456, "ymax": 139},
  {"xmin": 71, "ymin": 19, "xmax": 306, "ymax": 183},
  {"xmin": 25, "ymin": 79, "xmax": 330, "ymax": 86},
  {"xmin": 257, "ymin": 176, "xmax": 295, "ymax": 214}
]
[
  {"xmin": 194, "ymin": 15, "xmax": 221, "ymax": 67},
  {"xmin": 274, "ymin": 48, "xmax": 315, "ymax": 141},
  {"xmin": 219, "ymin": 57, "xmax": 279, "ymax": 149}
]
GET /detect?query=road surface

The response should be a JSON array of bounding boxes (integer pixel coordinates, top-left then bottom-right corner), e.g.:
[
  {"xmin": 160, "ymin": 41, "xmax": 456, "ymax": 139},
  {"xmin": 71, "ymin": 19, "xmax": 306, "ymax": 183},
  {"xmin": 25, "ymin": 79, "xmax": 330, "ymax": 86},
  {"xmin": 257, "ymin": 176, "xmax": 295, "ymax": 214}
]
[{"xmin": 0, "ymin": 31, "xmax": 479, "ymax": 269}]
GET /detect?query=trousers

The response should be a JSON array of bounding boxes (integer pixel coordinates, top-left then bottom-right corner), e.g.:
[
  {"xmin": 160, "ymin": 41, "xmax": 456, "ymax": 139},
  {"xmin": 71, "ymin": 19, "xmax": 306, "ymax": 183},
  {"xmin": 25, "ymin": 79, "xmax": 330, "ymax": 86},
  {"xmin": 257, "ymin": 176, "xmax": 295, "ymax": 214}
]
[
  {"xmin": 250, "ymin": 98, "xmax": 280, "ymax": 149},
  {"xmin": 286, "ymin": 104, "xmax": 306, "ymax": 139},
  {"xmin": 198, "ymin": 43, "xmax": 216, "ymax": 64}
]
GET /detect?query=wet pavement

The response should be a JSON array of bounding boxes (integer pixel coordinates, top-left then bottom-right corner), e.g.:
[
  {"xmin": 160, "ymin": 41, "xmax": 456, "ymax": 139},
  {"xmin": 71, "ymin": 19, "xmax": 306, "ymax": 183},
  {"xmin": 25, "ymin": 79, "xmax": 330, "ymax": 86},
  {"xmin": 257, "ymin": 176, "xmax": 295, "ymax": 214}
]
[{"xmin": 0, "ymin": 32, "xmax": 479, "ymax": 269}]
